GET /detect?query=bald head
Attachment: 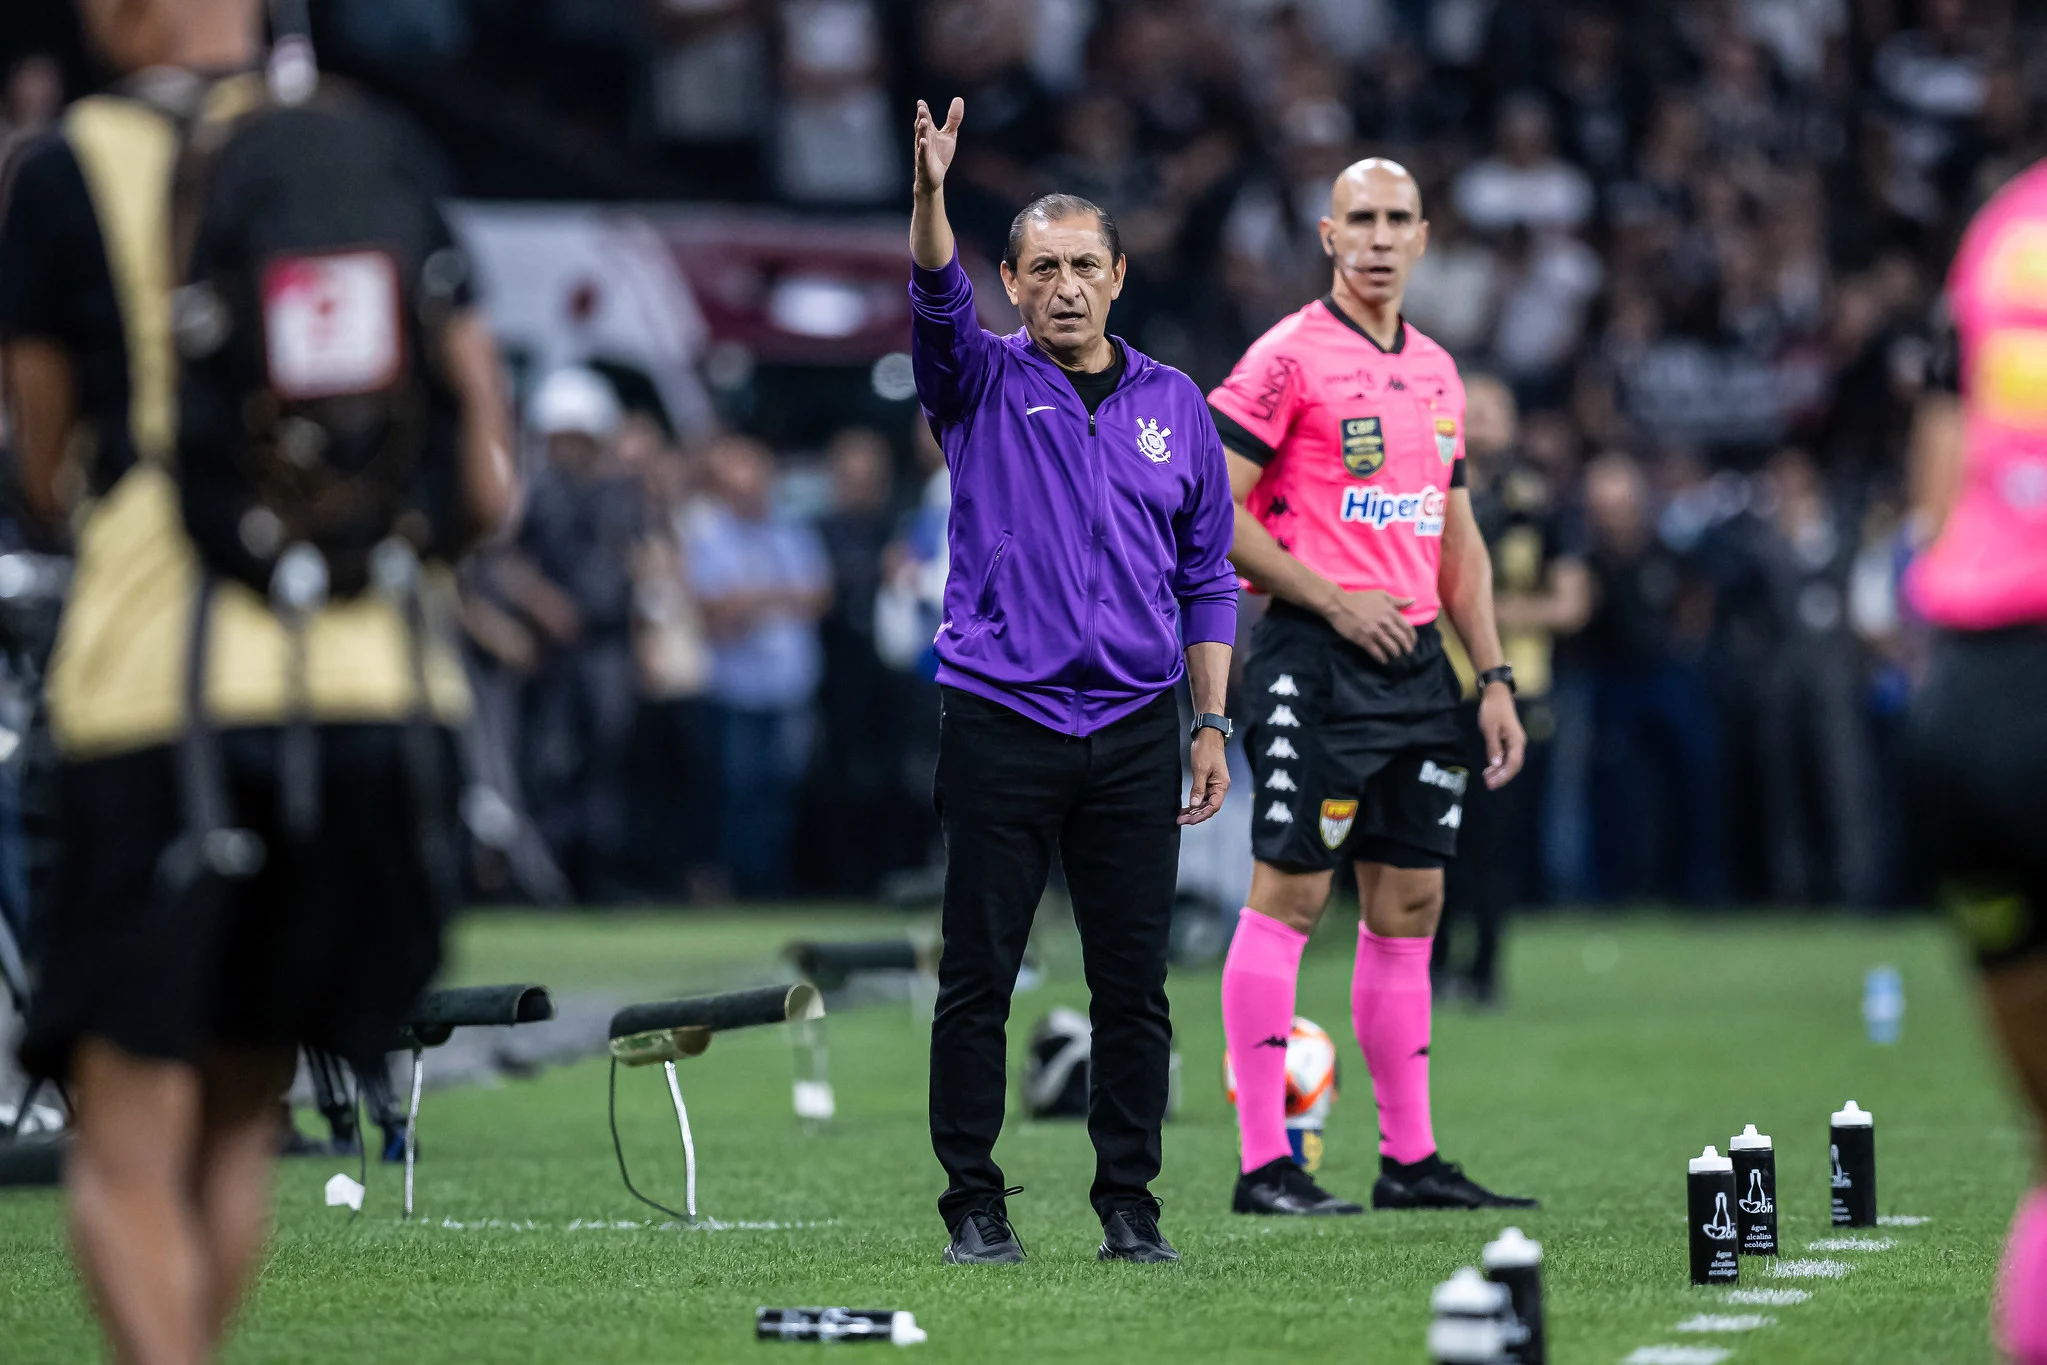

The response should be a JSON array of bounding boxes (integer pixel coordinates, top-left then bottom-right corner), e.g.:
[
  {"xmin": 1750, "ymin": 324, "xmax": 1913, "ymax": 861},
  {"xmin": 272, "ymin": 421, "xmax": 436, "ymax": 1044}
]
[
  {"xmin": 1320, "ymin": 156, "xmax": 1429, "ymax": 316},
  {"xmin": 1331, "ymin": 158, "xmax": 1422, "ymax": 218}
]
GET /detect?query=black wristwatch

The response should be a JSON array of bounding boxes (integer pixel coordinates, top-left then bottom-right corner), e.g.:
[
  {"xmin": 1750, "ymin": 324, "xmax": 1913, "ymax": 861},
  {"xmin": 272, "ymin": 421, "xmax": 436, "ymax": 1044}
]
[
  {"xmin": 1476, "ymin": 665, "xmax": 1517, "ymax": 696},
  {"xmin": 1191, "ymin": 713, "xmax": 1233, "ymax": 741}
]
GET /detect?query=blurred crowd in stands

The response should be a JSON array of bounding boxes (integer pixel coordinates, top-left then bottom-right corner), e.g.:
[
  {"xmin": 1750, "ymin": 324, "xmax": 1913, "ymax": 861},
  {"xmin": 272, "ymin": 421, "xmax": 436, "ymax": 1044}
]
[{"xmin": 4, "ymin": 0, "xmax": 2042, "ymax": 908}]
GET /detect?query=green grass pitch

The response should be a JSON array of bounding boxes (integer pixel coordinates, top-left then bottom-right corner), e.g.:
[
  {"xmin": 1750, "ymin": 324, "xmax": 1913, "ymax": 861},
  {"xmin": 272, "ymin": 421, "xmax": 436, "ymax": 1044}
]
[{"xmin": 0, "ymin": 909, "xmax": 2032, "ymax": 1363}]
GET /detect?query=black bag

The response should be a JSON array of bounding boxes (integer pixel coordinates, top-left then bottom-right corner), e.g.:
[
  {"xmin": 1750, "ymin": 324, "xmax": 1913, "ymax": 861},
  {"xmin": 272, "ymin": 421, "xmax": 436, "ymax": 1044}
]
[{"xmin": 171, "ymin": 77, "xmax": 468, "ymax": 604}]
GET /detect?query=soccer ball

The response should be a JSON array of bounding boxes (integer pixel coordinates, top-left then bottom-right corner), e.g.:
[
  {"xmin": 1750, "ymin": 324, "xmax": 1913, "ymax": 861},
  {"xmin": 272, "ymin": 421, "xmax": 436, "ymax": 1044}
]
[{"xmin": 1223, "ymin": 1016, "xmax": 1338, "ymax": 1126}]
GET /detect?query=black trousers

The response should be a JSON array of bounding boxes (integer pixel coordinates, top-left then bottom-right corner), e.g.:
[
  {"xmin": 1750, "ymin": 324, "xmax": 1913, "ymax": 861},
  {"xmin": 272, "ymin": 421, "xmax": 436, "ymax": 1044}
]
[{"xmin": 930, "ymin": 686, "xmax": 1181, "ymax": 1229}]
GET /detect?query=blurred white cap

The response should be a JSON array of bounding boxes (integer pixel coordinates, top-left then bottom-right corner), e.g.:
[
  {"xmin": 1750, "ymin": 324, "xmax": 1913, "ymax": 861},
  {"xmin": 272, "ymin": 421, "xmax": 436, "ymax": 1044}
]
[{"xmin": 529, "ymin": 366, "xmax": 622, "ymax": 438}]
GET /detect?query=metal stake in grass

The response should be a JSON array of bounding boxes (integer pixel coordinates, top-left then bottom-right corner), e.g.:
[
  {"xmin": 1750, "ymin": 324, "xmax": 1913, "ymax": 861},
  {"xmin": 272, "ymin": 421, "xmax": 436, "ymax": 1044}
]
[
  {"xmin": 606, "ymin": 983, "xmax": 825, "ymax": 1225},
  {"xmin": 394, "ymin": 984, "xmax": 557, "ymax": 1221}
]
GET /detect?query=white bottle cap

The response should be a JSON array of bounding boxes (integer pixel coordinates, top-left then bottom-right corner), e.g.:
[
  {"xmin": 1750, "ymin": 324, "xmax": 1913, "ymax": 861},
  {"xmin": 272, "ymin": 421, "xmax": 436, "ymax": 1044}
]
[
  {"xmin": 1431, "ymin": 1265, "xmax": 1510, "ymax": 1316},
  {"xmin": 890, "ymin": 1311, "xmax": 927, "ymax": 1346},
  {"xmin": 1482, "ymin": 1225, "xmax": 1542, "ymax": 1269},
  {"xmin": 1729, "ymin": 1123, "xmax": 1773, "ymax": 1151},
  {"xmin": 1831, "ymin": 1100, "xmax": 1874, "ymax": 1128},
  {"xmin": 1690, "ymin": 1144, "xmax": 1733, "ymax": 1174}
]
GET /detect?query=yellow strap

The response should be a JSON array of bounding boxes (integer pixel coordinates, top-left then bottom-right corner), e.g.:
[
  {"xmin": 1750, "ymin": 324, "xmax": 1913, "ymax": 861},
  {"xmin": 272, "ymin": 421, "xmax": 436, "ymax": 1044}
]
[
  {"xmin": 63, "ymin": 97, "xmax": 178, "ymax": 464},
  {"xmin": 62, "ymin": 76, "xmax": 269, "ymax": 469}
]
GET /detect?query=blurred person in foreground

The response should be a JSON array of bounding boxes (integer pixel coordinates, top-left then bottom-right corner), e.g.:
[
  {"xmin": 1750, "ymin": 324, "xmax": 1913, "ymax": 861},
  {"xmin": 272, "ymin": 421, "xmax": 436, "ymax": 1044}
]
[
  {"xmin": 1437, "ymin": 379, "xmax": 1591, "ymax": 1006},
  {"xmin": 688, "ymin": 434, "xmax": 830, "ymax": 899},
  {"xmin": 0, "ymin": 1, "xmax": 516, "ymax": 1360},
  {"xmin": 1574, "ymin": 451, "xmax": 1724, "ymax": 904},
  {"xmin": 910, "ymin": 99, "xmax": 1236, "ymax": 1265},
  {"xmin": 1905, "ymin": 159, "xmax": 2047, "ymax": 1365},
  {"xmin": 1208, "ymin": 159, "xmax": 1534, "ymax": 1219},
  {"xmin": 502, "ymin": 368, "xmax": 642, "ymax": 901}
]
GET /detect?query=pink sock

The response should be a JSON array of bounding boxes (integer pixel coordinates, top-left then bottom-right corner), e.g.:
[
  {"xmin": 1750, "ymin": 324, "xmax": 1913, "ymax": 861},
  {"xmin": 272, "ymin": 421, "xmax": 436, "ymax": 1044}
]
[
  {"xmin": 1353, "ymin": 927, "xmax": 1437, "ymax": 1164},
  {"xmin": 1222, "ymin": 908, "xmax": 1307, "ymax": 1173},
  {"xmin": 1997, "ymin": 1187, "xmax": 2047, "ymax": 1363}
]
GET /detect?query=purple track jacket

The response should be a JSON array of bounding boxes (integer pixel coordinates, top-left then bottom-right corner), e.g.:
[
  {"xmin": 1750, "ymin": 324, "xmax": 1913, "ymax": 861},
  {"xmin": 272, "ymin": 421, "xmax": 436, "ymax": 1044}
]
[{"xmin": 911, "ymin": 253, "xmax": 1238, "ymax": 735}]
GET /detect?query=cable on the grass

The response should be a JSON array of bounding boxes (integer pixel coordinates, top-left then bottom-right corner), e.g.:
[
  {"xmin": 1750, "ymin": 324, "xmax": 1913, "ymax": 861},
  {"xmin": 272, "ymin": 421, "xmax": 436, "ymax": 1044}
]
[
  {"xmin": 351, "ymin": 1064, "xmax": 366, "ymax": 1222},
  {"xmin": 607, "ymin": 1058, "xmax": 694, "ymax": 1226}
]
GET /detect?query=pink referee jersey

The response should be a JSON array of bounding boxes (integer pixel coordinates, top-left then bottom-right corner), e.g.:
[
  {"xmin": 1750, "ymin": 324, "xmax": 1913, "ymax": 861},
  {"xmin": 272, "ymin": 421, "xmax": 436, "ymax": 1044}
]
[
  {"xmin": 1207, "ymin": 298, "xmax": 1466, "ymax": 625},
  {"xmin": 1910, "ymin": 160, "xmax": 2047, "ymax": 630}
]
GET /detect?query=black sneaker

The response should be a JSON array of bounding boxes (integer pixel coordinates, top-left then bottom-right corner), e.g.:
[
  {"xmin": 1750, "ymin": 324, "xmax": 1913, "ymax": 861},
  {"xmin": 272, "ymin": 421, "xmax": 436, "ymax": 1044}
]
[
  {"xmin": 1098, "ymin": 1200, "xmax": 1179, "ymax": 1263},
  {"xmin": 1231, "ymin": 1157, "xmax": 1364, "ymax": 1216},
  {"xmin": 943, "ymin": 1207, "xmax": 1025, "ymax": 1264},
  {"xmin": 1372, "ymin": 1154, "xmax": 1539, "ymax": 1210}
]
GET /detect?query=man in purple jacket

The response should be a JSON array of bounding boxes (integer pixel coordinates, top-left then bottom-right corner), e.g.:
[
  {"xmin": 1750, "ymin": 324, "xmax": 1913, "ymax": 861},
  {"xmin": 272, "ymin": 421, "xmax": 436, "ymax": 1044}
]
[{"xmin": 909, "ymin": 98, "xmax": 1238, "ymax": 1266}]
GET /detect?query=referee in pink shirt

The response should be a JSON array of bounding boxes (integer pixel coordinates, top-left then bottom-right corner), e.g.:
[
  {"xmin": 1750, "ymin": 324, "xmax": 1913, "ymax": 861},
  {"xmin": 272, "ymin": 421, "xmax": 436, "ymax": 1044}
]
[{"xmin": 1205, "ymin": 158, "xmax": 1538, "ymax": 1218}]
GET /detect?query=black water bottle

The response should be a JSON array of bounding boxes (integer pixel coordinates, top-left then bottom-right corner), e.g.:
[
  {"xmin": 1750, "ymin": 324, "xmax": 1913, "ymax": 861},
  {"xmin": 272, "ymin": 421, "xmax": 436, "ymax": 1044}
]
[
  {"xmin": 755, "ymin": 1308, "xmax": 927, "ymax": 1344},
  {"xmin": 1729, "ymin": 1124, "xmax": 1778, "ymax": 1257},
  {"xmin": 1830, "ymin": 1100, "xmax": 1876, "ymax": 1227},
  {"xmin": 1688, "ymin": 1145, "xmax": 1740, "ymax": 1286},
  {"xmin": 1482, "ymin": 1226, "xmax": 1545, "ymax": 1365}
]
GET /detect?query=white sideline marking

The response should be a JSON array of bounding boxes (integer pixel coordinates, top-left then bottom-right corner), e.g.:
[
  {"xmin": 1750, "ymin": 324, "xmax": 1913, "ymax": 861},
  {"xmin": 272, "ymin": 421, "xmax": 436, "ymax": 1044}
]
[
  {"xmin": 1878, "ymin": 1215, "xmax": 1931, "ymax": 1226},
  {"xmin": 427, "ymin": 1217, "xmax": 834, "ymax": 1233},
  {"xmin": 1675, "ymin": 1314, "xmax": 1774, "ymax": 1333},
  {"xmin": 1726, "ymin": 1288, "xmax": 1811, "ymax": 1306},
  {"xmin": 1807, "ymin": 1237, "xmax": 1894, "ymax": 1252},
  {"xmin": 1623, "ymin": 1347, "xmax": 1731, "ymax": 1364},
  {"xmin": 1771, "ymin": 1258, "xmax": 1852, "ymax": 1278}
]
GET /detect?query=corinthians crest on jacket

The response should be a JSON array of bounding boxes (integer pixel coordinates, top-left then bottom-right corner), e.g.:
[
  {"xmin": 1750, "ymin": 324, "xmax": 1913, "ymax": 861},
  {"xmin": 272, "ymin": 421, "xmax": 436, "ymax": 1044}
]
[{"xmin": 1136, "ymin": 417, "xmax": 1172, "ymax": 463}]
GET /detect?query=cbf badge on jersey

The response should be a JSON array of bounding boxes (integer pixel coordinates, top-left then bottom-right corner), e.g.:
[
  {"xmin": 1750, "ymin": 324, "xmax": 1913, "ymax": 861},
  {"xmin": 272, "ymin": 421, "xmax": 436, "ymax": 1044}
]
[
  {"xmin": 1318, "ymin": 798, "xmax": 1358, "ymax": 850},
  {"xmin": 1340, "ymin": 417, "xmax": 1384, "ymax": 477},
  {"xmin": 1434, "ymin": 417, "xmax": 1459, "ymax": 464}
]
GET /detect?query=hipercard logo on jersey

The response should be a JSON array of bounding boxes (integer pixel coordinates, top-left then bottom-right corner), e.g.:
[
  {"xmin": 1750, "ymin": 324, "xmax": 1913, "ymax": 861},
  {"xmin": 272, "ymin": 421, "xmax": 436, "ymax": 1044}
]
[
  {"xmin": 1339, "ymin": 416, "xmax": 1385, "ymax": 477},
  {"xmin": 1340, "ymin": 484, "xmax": 1446, "ymax": 536},
  {"xmin": 1135, "ymin": 417, "xmax": 1173, "ymax": 463},
  {"xmin": 1318, "ymin": 799, "xmax": 1358, "ymax": 850},
  {"xmin": 1418, "ymin": 760, "xmax": 1468, "ymax": 796}
]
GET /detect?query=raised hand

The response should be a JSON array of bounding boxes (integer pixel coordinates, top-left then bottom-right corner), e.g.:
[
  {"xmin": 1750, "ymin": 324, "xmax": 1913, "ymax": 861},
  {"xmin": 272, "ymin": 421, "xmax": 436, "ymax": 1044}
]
[{"xmin": 913, "ymin": 97, "xmax": 964, "ymax": 199}]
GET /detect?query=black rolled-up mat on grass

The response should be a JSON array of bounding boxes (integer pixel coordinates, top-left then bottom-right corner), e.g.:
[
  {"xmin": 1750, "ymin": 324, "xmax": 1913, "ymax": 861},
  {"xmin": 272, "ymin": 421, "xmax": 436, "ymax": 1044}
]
[
  {"xmin": 402, "ymin": 983, "xmax": 556, "ymax": 1049},
  {"xmin": 607, "ymin": 983, "xmax": 823, "ymax": 1066},
  {"xmin": 782, "ymin": 939, "xmax": 919, "ymax": 988}
]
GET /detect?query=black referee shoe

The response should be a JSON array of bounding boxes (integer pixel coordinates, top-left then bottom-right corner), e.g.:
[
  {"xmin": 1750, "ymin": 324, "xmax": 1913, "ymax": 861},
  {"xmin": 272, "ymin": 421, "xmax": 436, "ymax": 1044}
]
[
  {"xmin": 1372, "ymin": 1154, "xmax": 1539, "ymax": 1210},
  {"xmin": 1098, "ymin": 1200, "xmax": 1179, "ymax": 1263},
  {"xmin": 943, "ymin": 1207, "xmax": 1025, "ymax": 1264},
  {"xmin": 1231, "ymin": 1157, "xmax": 1364, "ymax": 1216}
]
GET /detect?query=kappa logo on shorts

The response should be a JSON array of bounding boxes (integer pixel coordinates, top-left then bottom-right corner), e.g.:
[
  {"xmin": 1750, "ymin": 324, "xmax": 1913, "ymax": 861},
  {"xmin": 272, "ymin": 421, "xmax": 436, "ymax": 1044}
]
[
  {"xmin": 1339, "ymin": 416, "xmax": 1385, "ymax": 477},
  {"xmin": 1418, "ymin": 760, "xmax": 1469, "ymax": 796},
  {"xmin": 1262, "ymin": 801, "xmax": 1295, "ymax": 824},
  {"xmin": 1265, "ymin": 736, "xmax": 1300, "ymax": 759},
  {"xmin": 1268, "ymin": 673, "xmax": 1300, "ymax": 696},
  {"xmin": 1319, "ymin": 798, "xmax": 1358, "ymax": 850},
  {"xmin": 1265, "ymin": 769, "xmax": 1298, "ymax": 791},
  {"xmin": 1267, "ymin": 704, "xmax": 1301, "ymax": 727},
  {"xmin": 1438, "ymin": 805, "xmax": 1462, "ymax": 829}
]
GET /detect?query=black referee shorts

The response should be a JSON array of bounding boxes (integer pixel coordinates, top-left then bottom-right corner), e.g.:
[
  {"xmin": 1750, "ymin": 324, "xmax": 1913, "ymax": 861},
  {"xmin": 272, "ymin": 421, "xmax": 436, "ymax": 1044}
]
[
  {"xmin": 20, "ymin": 723, "xmax": 457, "ymax": 1081},
  {"xmin": 1243, "ymin": 601, "xmax": 1466, "ymax": 873},
  {"xmin": 1909, "ymin": 627, "xmax": 2047, "ymax": 970}
]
